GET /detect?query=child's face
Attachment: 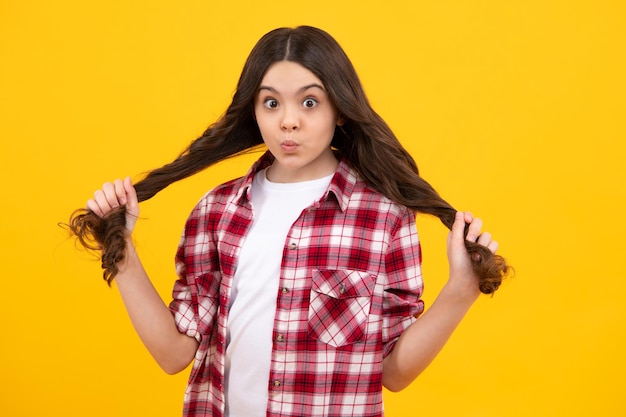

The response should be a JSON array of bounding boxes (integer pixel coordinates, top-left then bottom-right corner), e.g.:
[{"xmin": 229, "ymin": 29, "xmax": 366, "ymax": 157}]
[{"xmin": 254, "ymin": 60, "xmax": 341, "ymax": 183}]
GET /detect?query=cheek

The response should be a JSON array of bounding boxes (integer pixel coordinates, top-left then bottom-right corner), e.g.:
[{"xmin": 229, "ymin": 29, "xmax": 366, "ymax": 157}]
[
  {"xmin": 253, "ymin": 111, "xmax": 269, "ymax": 132},
  {"xmin": 254, "ymin": 116, "xmax": 276, "ymax": 143},
  {"xmin": 318, "ymin": 111, "xmax": 340, "ymax": 133}
]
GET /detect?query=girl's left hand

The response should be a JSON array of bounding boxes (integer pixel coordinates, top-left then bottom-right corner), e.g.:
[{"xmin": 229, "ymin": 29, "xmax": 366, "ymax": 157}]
[{"xmin": 446, "ymin": 211, "xmax": 499, "ymax": 298}]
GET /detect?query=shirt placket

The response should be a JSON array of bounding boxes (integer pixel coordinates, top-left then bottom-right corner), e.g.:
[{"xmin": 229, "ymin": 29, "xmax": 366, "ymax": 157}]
[
  {"xmin": 216, "ymin": 198, "xmax": 254, "ymax": 415},
  {"xmin": 268, "ymin": 207, "xmax": 311, "ymax": 416}
]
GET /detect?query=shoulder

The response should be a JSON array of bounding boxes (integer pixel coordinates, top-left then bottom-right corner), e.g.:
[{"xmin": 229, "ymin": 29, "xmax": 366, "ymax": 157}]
[
  {"xmin": 331, "ymin": 158, "xmax": 410, "ymax": 219},
  {"xmin": 205, "ymin": 175, "xmax": 247, "ymax": 200},
  {"xmin": 335, "ymin": 176, "xmax": 417, "ymax": 243},
  {"xmin": 350, "ymin": 176, "xmax": 414, "ymax": 219},
  {"xmin": 331, "ymin": 159, "xmax": 415, "ymax": 227},
  {"xmin": 198, "ymin": 151, "xmax": 271, "ymax": 206},
  {"xmin": 184, "ymin": 175, "xmax": 248, "ymax": 224},
  {"xmin": 184, "ymin": 152, "xmax": 270, "ymax": 223}
]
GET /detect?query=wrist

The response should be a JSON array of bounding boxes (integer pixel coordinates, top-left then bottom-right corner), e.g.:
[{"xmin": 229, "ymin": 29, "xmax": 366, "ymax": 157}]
[{"xmin": 440, "ymin": 279, "xmax": 481, "ymax": 308}]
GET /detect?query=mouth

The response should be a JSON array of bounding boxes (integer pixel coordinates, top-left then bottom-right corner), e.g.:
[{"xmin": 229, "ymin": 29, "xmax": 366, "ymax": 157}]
[{"xmin": 280, "ymin": 139, "xmax": 298, "ymax": 152}]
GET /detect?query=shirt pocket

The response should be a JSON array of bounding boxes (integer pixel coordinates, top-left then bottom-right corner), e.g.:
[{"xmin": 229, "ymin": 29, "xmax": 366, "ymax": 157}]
[{"xmin": 308, "ymin": 269, "xmax": 376, "ymax": 348}]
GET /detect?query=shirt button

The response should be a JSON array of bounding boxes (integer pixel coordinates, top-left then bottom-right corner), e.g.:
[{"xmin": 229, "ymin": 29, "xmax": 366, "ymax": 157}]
[
  {"xmin": 276, "ymin": 334, "xmax": 284, "ymax": 342},
  {"xmin": 288, "ymin": 243, "xmax": 297, "ymax": 250},
  {"xmin": 281, "ymin": 287, "xmax": 289, "ymax": 294},
  {"xmin": 273, "ymin": 380, "xmax": 281, "ymax": 387}
]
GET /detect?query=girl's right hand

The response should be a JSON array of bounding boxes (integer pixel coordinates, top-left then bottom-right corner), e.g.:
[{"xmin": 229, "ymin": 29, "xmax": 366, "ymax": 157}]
[{"xmin": 86, "ymin": 176, "xmax": 139, "ymax": 233}]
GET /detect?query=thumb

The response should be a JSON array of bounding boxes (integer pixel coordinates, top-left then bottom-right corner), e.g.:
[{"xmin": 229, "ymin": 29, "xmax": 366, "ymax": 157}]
[
  {"xmin": 447, "ymin": 211, "xmax": 473, "ymax": 269},
  {"xmin": 448, "ymin": 211, "xmax": 467, "ymax": 250},
  {"xmin": 122, "ymin": 176, "xmax": 139, "ymax": 232},
  {"xmin": 123, "ymin": 176, "xmax": 138, "ymax": 211}
]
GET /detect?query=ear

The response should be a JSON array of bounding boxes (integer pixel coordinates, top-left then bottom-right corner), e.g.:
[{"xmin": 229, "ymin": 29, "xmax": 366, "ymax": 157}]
[{"xmin": 337, "ymin": 114, "xmax": 346, "ymax": 126}]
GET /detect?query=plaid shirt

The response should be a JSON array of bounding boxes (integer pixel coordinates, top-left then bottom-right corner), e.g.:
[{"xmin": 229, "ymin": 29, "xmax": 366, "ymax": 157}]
[{"xmin": 169, "ymin": 152, "xmax": 424, "ymax": 417}]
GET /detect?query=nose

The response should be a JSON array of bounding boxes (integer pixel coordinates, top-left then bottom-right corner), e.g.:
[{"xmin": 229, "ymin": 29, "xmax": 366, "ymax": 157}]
[{"xmin": 280, "ymin": 105, "xmax": 299, "ymax": 131}]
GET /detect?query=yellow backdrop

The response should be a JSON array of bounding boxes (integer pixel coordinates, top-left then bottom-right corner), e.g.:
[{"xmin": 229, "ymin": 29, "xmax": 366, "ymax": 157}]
[{"xmin": 1, "ymin": 0, "xmax": 624, "ymax": 416}]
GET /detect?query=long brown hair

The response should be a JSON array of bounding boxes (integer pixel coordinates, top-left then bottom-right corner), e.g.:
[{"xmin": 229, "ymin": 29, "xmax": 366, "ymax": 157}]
[{"xmin": 67, "ymin": 26, "xmax": 510, "ymax": 293}]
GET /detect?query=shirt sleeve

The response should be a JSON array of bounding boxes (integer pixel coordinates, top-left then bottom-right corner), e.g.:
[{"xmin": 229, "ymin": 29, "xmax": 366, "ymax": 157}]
[
  {"xmin": 381, "ymin": 206, "xmax": 425, "ymax": 358},
  {"xmin": 168, "ymin": 196, "xmax": 221, "ymax": 343}
]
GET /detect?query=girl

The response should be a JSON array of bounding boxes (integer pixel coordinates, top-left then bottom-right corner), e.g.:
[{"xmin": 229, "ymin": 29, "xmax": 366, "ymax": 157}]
[{"xmin": 69, "ymin": 26, "xmax": 509, "ymax": 417}]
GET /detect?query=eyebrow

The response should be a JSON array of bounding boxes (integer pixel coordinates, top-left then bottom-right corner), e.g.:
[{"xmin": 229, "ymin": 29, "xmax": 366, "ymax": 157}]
[{"xmin": 257, "ymin": 83, "xmax": 326, "ymax": 94}]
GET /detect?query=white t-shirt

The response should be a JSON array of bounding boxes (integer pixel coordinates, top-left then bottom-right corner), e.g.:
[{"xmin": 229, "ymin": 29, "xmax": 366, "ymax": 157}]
[{"xmin": 224, "ymin": 168, "xmax": 333, "ymax": 417}]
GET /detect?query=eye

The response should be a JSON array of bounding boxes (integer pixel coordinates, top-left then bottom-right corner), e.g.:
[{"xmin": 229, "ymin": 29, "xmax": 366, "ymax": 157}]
[
  {"xmin": 302, "ymin": 98, "xmax": 318, "ymax": 108},
  {"xmin": 263, "ymin": 98, "xmax": 279, "ymax": 109}
]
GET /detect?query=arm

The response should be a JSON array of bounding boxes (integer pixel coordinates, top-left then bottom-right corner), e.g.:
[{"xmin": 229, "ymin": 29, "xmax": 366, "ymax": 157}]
[
  {"xmin": 87, "ymin": 177, "xmax": 198, "ymax": 374},
  {"xmin": 382, "ymin": 211, "xmax": 498, "ymax": 392}
]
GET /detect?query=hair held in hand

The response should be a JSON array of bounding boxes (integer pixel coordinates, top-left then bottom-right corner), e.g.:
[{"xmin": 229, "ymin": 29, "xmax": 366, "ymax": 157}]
[
  {"xmin": 68, "ymin": 206, "xmax": 128, "ymax": 285},
  {"xmin": 66, "ymin": 26, "xmax": 511, "ymax": 293}
]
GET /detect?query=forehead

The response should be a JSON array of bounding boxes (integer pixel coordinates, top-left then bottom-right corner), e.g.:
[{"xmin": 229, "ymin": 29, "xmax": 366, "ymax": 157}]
[{"xmin": 259, "ymin": 61, "xmax": 325, "ymax": 91}]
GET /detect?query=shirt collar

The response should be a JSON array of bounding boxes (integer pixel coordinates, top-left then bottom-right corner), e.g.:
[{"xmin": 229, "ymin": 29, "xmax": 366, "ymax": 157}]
[{"xmin": 233, "ymin": 150, "xmax": 357, "ymax": 212}]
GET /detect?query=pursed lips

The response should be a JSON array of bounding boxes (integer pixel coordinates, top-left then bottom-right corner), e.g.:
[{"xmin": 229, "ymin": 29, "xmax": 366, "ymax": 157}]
[{"xmin": 280, "ymin": 139, "xmax": 299, "ymax": 152}]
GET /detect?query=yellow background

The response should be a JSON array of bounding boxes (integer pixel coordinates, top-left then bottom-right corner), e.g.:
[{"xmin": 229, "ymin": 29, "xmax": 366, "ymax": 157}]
[{"xmin": 1, "ymin": 0, "xmax": 624, "ymax": 416}]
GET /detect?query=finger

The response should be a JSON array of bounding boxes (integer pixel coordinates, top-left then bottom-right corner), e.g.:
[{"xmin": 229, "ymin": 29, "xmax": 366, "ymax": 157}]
[
  {"xmin": 113, "ymin": 179, "xmax": 127, "ymax": 205},
  {"xmin": 487, "ymin": 240, "xmax": 499, "ymax": 254},
  {"xmin": 93, "ymin": 189, "xmax": 113, "ymax": 214},
  {"xmin": 101, "ymin": 182, "xmax": 121, "ymax": 209},
  {"xmin": 86, "ymin": 198, "xmax": 104, "ymax": 217},
  {"xmin": 477, "ymin": 231, "xmax": 492, "ymax": 247},
  {"xmin": 465, "ymin": 217, "xmax": 483, "ymax": 242}
]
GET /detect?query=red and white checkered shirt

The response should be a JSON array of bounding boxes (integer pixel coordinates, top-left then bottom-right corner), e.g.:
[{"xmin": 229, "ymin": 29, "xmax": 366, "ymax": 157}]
[{"xmin": 169, "ymin": 151, "xmax": 424, "ymax": 417}]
